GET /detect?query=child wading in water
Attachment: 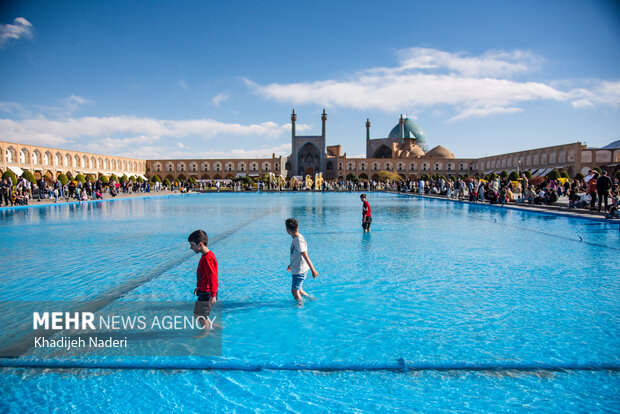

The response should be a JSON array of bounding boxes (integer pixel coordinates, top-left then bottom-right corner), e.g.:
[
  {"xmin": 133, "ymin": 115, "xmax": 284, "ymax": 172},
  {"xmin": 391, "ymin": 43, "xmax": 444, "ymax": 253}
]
[
  {"xmin": 188, "ymin": 229, "xmax": 218, "ymax": 336},
  {"xmin": 360, "ymin": 193, "xmax": 372, "ymax": 232},
  {"xmin": 285, "ymin": 218, "xmax": 318, "ymax": 304}
]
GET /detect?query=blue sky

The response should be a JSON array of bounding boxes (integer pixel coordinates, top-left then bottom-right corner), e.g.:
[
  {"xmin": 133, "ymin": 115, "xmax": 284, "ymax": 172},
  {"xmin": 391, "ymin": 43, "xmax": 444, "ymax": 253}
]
[{"xmin": 1, "ymin": 0, "xmax": 619, "ymax": 160}]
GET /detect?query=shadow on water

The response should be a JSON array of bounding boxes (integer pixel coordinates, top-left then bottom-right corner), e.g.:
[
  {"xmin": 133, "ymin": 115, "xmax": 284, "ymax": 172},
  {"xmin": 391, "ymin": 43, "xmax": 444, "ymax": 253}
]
[{"xmin": 0, "ymin": 208, "xmax": 277, "ymax": 358}]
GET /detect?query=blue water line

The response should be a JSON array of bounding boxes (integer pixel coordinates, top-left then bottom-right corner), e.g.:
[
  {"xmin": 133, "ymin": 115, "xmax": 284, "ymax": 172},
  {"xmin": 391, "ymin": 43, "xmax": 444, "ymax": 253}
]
[
  {"xmin": 1, "ymin": 358, "xmax": 618, "ymax": 372},
  {"xmin": 397, "ymin": 192, "xmax": 618, "ymax": 224},
  {"xmin": 0, "ymin": 192, "xmax": 189, "ymax": 212}
]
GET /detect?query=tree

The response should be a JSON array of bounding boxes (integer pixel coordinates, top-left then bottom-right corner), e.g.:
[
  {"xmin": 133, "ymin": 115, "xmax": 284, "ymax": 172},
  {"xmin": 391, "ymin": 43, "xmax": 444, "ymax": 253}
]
[
  {"xmin": 420, "ymin": 174, "xmax": 430, "ymax": 181},
  {"xmin": 110, "ymin": 173, "xmax": 119, "ymax": 183},
  {"xmin": 377, "ymin": 170, "xmax": 402, "ymax": 182},
  {"xmin": 484, "ymin": 172, "xmax": 497, "ymax": 181},
  {"xmin": 559, "ymin": 170, "xmax": 570, "ymax": 179},
  {"xmin": 2, "ymin": 170, "xmax": 17, "ymax": 186},
  {"xmin": 99, "ymin": 175, "xmax": 109, "ymax": 184},
  {"xmin": 508, "ymin": 171, "xmax": 520, "ymax": 181},
  {"xmin": 86, "ymin": 174, "xmax": 97, "ymax": 183},
  {"xmin": 129, "ymin": 175, "xmax": 136, "ymax": 182},
  {"xmin": 21, "ymin": 170, "xmax": 36, "ymax": 184},
  {"xmin": 500, "ymin": 170, "xmax": 508, "ymax": 179},
  {"xmin": 151, "ymin": 174, "xmax": 161, "ymax": 183},
  {"xmin": 546, "ymin": 169, "xmax": 560, "ymax": 181},
  {"xmin": 233, "ymin": 176, "xmax": 254, "ymax": 186},
  {"xmin": 523, "ymin": 170, "xmax": 532, "ymax": 180},
  {"xmin": 615, "ymin": 171, "xmax": 620, "ymax": 182},
  {"xmin": 57, "ymin": 173, "xmax": 68, "ymax": 186},
  {"xmin": 137, "ymin": 176, "xmax": 144, "ymax": 183},
  {"xmin": 346, "ymin": 173, "xmax": 359, "ymax": 182},
  {"xmin": 163, "ymin": 178, "xmax": 171, "ymax": 187},
  {"xmin": 75, "ymin": 174, "xmax": 86, "ymax": 184},
  {"xmin": 119, "ymin": 174, "xmax": 128, "ymax": 184},
  {"xmin": 574, "ymin": 173, "xmax": 584, "ymax": 181},
  {"xmin": 594, "ymin": 167, "xmax": 603, "ymax": 174}
]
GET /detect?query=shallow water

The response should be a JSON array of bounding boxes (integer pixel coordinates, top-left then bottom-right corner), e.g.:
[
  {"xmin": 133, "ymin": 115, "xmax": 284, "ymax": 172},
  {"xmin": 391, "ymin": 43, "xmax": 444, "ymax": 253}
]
[{"xmin": 1, "ymin": 192, "xmax": 619, "ymax": 412}]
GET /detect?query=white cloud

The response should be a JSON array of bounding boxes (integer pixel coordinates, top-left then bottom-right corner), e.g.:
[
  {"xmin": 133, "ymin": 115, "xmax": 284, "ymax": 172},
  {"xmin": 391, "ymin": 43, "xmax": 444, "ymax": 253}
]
[
  {"xmin": 78, "ymin": 135, "xmax": 160, "ymax": 154},
  {"xmin": 449, "ymin": 106, "xmax": 523, "ymax": 122},
  {"xmin": 0, "ymin": 101, "xmax": 26, "ymax": 114},
  {"xmin": 31, "ymin": 95, "xmax": 94, "ymax": 118},
  {"xmin": 62, "ymin": 95, "xmax": 93, "ymax": 112},
  {"xmin": 391, "ymin": 48, "xmax": 541, "ymax": 77},
  {"xmin": 179, "ymin": 80, "xmax": 188, "ymax": 90},
  {"xmin": 0, "ymin": 17, "xmax": 35, "ymax": 49},
  {"xmin": 0, "ymin": 114, "xmax": 309, "ymax": 157},
  {"xmin": 587, "ymin": 81, "xmax": 620, "ymax": 107},
  {"xmin": 246, "ymin": 47, "xmax": 618, "ymax": 121},
  {"xmin": 211, "ymin": 93, "xmax": 229, "ymax": 106},
  {"xmin": 571, "ymin": 99, "xmax": 594, "ymax": 108},
  {"xmin": 160, "ymin": 143, "xmax": 292, "ymax": 160}
]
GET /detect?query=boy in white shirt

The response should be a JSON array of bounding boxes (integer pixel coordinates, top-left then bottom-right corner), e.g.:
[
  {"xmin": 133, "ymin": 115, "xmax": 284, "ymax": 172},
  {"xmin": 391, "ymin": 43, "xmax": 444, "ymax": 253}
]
[{"xmin": 285, "ymin": 218, "xmax": 319, "ymax": 303}]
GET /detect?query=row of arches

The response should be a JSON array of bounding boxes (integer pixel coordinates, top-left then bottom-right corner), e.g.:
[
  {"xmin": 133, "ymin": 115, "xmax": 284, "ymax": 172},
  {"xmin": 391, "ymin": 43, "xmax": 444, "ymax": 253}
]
[
  {"xmin": 329, "ymin": 160, "xmax": 471, "ymax": 172},
  {"xmin": 161, "ymin": 174, "xmax": 243, "ymax": 181},
  {"xmin": 150, "ymin": 160, "xmax": 280, "ymax": 174},
  {"xmin": 2, "ymin": 146, "xmax": 144, "ymax": 172},
  {"xmin": 0, "ymin": 168, "xmax": 144, "ymax": 181},
  {"xmin": 336, "ymin": 173, "xmax": 465, "ymax": 181}
]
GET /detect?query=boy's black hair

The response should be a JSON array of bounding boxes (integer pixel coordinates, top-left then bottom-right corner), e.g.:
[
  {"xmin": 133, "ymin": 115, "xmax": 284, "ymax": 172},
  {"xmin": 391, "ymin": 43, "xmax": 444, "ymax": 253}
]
[
  {"xmin": 285, "ymin": 218, "xmax": 298, "ymax": 231},
  {"xmin": 360, "ymin": 193, "xmax": 366, "ymax": 199},
  {"xmin": 188, "ymin": 230, "xmax": 208, "ymax": 246}
]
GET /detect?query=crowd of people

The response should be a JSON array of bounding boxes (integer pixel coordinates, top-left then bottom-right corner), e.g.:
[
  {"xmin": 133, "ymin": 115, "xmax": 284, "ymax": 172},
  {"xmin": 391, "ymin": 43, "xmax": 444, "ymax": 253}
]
[
  {"xmin": 0, "ymin": 175, "xmax": 162, "ymax": 207},
  {"xmin": 387, "ymin": 170, "xmax": 618, "ymax": 218},
  {"xmin": 2, "ymin": 170, "xmax": 618, "ymax": 219}
]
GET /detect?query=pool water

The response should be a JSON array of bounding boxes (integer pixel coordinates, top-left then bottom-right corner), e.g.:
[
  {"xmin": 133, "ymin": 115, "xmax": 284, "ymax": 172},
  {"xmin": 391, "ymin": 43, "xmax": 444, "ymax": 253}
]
[{"xmin": 1, "ymin": 192, "xmax": 619, "ymax": 412}]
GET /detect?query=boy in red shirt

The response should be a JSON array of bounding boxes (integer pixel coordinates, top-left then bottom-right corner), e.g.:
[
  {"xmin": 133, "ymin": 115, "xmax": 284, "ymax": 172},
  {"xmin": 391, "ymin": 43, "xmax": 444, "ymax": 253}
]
[
  {"xmin": 188, "ymin": 230, "xmax": 218, "ymax": 330},
  {"xmin": 360, "ymin": 194, "xmax": 372, "ymax": 233}
]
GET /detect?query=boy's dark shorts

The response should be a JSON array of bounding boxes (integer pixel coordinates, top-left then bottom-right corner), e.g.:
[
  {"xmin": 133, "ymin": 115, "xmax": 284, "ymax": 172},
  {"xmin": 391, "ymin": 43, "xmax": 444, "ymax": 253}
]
[
  {"xmin": 194, "ymin": 290, "xmax": 213, "ymax": 319},
  {"xmin": 362, "ymin": 216, "xmax": 372, "ymax": 230}
]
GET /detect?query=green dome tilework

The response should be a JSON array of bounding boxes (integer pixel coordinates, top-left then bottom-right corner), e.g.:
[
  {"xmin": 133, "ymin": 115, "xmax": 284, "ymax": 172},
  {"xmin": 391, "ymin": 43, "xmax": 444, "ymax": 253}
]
[{"xmin": 388, "ymin": 118, "xmax": 427, "ymax": 143}]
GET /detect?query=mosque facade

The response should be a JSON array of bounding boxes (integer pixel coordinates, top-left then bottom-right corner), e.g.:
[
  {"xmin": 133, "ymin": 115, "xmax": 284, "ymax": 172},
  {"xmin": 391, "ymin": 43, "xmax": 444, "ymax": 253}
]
[{"xmin": 1, "ymin": 110, "xmax": 619, "ymax": 182}]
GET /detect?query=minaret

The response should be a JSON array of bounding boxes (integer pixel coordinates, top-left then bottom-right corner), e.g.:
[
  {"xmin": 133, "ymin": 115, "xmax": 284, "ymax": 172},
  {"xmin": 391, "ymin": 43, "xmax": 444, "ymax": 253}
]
[
  {"xmin": 320, "ymin": 109, "xmax": 327, "ymax": 174},
  {"xmin": 399, "ymin": 114, "xmax": 405, "ymax": 142},
  {"xmin": 291, "ymin": 109, "xmax": 297, "ymax": 140},
  {"xmin": 366, "ymin": 118, "xmax": 371, "ymax": 142}
]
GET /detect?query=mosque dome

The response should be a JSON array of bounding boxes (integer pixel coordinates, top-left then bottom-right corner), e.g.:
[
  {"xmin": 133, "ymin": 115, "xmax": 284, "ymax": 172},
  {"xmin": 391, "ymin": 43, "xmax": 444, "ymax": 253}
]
[
  {"xmin": 425, "ymin": 145, "xmax": 455, "ymax": 159},
  {"xmin": 388, "ymin": 117, "xmax": 427, "ymax": 144},
  {"xmin": 408, "ymin": 145, "xmax": 425, "ymax": 157},
  {"xmin": 398, "ymin": 142, "xmax": 425, "ymax": 158}
]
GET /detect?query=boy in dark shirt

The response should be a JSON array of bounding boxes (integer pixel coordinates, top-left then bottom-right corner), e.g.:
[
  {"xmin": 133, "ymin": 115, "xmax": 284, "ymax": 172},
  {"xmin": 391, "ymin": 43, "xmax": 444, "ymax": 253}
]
[
  {"xmin": 188, "ymin": 230, "xmax": 218, "ymax": 331},
  {"xmin": 596, "ymin": 170, "xmax": 613, "ymax": 212}
]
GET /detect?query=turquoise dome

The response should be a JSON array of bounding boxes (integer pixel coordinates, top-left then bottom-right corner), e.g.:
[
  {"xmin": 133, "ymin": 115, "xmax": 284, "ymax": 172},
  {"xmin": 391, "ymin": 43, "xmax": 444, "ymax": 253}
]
[{"xmin": 388, "ymin": 118, "xmax": 427, "ymax": 143}]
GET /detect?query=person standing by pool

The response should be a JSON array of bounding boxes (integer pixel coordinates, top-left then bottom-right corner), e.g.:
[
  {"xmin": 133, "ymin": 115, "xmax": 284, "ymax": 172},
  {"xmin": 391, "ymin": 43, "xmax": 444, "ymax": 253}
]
[
  {"xmin": 188, "ymin": 230, "xmax": 218, "ymax": 330},
  {"xmin": 360, "ymin": 193, "xmax": 372, "ymax": 233},
  {"xmin": 596, "ymin": 170, "xmax": 612, "ymax": 212},
  {"xmin": 587, "ymin": 172, "xmax": 599, "ymax": 210},
  {"xmin": 285, "ymin": 218, "xmax": 318, "ymax": 304}
]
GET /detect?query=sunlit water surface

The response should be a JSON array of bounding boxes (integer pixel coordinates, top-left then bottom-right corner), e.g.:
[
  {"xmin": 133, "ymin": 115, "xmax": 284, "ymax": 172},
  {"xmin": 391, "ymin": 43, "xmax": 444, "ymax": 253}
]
[{"xmin": 1, "ymin": 193, "xmax": 618, "ymax": 412}]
